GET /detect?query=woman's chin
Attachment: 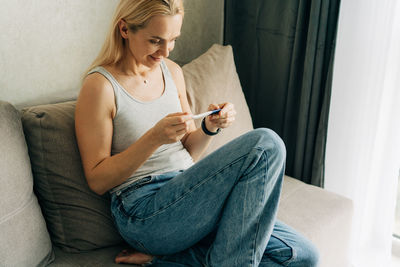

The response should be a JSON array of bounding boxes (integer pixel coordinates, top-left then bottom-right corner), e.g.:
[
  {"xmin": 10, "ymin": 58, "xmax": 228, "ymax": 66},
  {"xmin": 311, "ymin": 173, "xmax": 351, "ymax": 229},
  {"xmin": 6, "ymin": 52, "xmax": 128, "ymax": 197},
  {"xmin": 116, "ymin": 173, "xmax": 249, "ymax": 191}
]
[{"xmin": 140, "ymin": 56, "xmax": 163, "ymax": 69}]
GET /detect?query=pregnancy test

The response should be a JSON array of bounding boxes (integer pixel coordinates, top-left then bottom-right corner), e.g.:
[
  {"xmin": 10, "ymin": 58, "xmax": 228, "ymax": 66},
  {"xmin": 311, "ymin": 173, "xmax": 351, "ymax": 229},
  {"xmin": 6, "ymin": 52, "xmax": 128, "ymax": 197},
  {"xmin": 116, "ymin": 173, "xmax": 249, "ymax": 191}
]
[{"xmin": 191, "ymin": 109, "xmax": 221, "ymax": 120}]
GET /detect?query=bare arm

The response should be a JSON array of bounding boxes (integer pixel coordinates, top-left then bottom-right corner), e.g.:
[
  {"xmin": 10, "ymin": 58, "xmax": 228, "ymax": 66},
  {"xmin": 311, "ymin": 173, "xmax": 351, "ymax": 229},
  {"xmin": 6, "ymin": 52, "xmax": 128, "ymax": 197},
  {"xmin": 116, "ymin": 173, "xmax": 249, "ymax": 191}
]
[
  {"xmin": 165, "ymin": 59, "xmax": 236, "ymax": 161},
  {"xmin": 75, "ymin": 73, "xmax": 191, "ymax": 195}
]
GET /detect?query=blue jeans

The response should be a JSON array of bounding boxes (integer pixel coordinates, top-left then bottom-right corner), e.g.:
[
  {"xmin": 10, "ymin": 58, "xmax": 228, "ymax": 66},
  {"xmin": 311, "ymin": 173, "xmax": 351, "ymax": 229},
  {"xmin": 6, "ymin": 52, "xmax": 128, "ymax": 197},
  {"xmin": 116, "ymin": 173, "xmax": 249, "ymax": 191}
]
[{"xmin": 110, "ymin": 129, "xmax": 319, "ymax": 266}]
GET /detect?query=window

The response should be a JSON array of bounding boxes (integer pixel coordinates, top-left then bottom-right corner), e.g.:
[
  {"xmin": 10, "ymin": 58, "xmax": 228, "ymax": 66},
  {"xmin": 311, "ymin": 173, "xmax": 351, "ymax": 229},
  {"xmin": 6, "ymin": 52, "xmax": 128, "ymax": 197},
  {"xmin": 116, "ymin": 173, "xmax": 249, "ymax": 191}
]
[
  {"xmin": 392, "ymin": 172, "xmax": 400, "ymax": 266},
  {"xmin": 394, "ymin": 172, "xmax": 400, "ymax": 239}
]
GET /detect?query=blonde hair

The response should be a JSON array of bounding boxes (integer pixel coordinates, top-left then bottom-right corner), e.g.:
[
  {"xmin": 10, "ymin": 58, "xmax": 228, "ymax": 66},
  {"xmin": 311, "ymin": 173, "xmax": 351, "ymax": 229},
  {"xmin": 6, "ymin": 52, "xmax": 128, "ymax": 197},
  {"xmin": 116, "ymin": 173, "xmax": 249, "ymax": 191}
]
[{"xmin": 84, "ymin": 0, "xmax": 184, "ymax": 78}]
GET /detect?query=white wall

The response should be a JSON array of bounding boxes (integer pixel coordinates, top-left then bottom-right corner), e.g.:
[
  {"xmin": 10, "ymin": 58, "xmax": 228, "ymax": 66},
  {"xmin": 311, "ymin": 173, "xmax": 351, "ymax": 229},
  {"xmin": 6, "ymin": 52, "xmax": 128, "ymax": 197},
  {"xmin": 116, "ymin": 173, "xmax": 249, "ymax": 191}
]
[
  {"xmin": 0, "ymin": 0, "xmax": 224, "ymax": 108},
  {"xmin": 0, "ymin": 1, "xmax": 118, "ymax": 108}
]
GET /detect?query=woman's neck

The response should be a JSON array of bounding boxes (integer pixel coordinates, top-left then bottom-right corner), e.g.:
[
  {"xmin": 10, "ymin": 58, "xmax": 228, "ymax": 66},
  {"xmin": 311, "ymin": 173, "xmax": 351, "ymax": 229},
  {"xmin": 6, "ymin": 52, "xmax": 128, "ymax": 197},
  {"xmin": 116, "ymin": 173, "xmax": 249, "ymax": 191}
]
[{"xmin": 116, "ymin": 49, "xmax": 153, "ymax": 78}]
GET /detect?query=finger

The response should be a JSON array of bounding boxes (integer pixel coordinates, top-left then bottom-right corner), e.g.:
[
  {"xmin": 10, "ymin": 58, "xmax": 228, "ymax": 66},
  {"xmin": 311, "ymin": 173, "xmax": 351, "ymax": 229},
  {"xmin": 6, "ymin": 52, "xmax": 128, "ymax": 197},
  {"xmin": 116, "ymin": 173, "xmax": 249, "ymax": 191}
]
[
  {"xmin": 208, "ymin": 103, "xmax": 220, "ymax": 111},
  {"xmin": 173, "ymin": 123, "xmax": 188, "ymax": 133},
  {"xmin": 210, "ymin": 116, "xmax": 235, "ymax": 127},
  {"xmin": 208, "ymin": 108, "xmax": 223, "ymax": 120},
  {"xmin": 219, "ymin": 109, "xmax": 236, "ymax": 120},
  {"xmin": 209, "ymin": 112, "xmax": 228, "ymax": 121},
  {"xmin": 222, "ymin": 110, "xmax": 236, "ymax": 119},
  {"xmin": 221, "ymin": 103, "xmax": 235, "ymax": 114},
  {"xmin": 176, "ymin": 128, "xmax": 187, "ymax": 136},
  {"xmin": 165, "ymin": 122, "xmax": 189, "ymax": 140},
  {"xmin": 216, "ymin": 103, "xmax": 226, "ymax": 111},
  {"xmin": 220, "ymin": 102, "xmax": 234, "ymax": 109},
  {"xmin": 166, "ymin": 112, "xmax": 187, "ymax": 117},
  {"xmin": 165, "ymin": 116, "xmax": 192, "ymax": 127},
  {"xmin": 168, "ymin": 114, "xmax": 193, "ymax": 125},
  {"xmin": 209, "ymin": 104, "xmax": 227, "ymax": 119},
  {"xmin": 223, "ymin": 116, "xmax": 235, "ymax": 125}
]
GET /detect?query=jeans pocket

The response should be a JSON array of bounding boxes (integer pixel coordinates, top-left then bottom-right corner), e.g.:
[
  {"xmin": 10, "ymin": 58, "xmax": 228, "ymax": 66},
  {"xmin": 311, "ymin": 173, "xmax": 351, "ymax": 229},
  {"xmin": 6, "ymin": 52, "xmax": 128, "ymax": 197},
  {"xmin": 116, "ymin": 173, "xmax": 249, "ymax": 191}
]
[
  {"xmin": 116, "ymin": 171, "xmax": 182, "ymax": 219},
  {"xmin": 263, "ymin": 234, "xmax": 295, "ymax": 266},
  {"xmin": 116, "ymin": 176, "xmax": 154, "ymax": 217},
  {"xmin": 118, "ymin": 176, "xmax": 153, "ymax": 198}
]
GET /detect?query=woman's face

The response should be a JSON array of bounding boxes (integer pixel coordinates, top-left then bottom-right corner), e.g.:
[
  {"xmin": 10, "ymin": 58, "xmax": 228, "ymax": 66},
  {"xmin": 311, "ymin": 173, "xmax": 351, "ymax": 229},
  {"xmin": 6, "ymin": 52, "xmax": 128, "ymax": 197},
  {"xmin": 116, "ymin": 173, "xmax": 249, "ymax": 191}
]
[{"xmin": 123, "ymin": 14, "xmax": 183, "ymax": 68}]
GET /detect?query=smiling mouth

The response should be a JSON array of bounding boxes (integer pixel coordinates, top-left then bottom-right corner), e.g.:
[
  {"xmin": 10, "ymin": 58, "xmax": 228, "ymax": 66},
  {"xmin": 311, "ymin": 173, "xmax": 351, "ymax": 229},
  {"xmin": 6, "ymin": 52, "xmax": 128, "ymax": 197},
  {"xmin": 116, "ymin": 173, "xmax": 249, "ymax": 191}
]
[{"xmin": 150, "ymin": 56, "xmax": 162, "ymax": 61}]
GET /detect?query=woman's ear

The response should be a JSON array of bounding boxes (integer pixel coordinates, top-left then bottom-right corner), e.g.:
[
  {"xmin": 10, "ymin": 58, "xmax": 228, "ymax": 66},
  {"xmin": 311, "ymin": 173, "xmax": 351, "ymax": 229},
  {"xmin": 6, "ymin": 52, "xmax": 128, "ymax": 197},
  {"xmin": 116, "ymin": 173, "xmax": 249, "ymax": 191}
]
[{"xmin": 118, "ymin": 19, "xmax": 129, "ymax": 39}]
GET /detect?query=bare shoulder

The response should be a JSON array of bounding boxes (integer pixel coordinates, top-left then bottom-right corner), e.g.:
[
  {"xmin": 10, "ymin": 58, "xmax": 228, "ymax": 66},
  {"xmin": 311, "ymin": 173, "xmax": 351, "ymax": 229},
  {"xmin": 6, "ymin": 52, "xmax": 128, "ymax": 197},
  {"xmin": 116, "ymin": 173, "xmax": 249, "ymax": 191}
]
[
  {"xmin": 77, "ymin": 72, "xmax": 116, "ymax": 118},
  {"xmin": 81, "ymin": 72, "xmax": 114, "ymax": 99}
]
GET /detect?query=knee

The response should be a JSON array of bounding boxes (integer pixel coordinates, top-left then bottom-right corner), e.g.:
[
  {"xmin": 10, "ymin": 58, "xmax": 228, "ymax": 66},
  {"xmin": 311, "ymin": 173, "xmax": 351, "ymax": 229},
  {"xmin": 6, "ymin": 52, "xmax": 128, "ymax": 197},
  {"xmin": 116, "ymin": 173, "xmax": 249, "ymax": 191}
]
[
  {"xmin": 295, "ymin": 241, "xmax": 320, "ymax": 267},
  {"xmin": 250, "ymin": 128, "xmax": 286, "ymax": 162}
]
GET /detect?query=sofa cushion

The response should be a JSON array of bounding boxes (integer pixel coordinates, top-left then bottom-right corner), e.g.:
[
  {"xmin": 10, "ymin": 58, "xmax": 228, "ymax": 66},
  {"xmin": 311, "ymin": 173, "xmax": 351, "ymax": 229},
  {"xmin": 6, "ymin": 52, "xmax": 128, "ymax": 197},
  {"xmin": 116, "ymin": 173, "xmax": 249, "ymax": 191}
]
[
  {"xmin": 21, "ymin": 101, "xmax": 124, "ymax": 252},
  {"xmin": 278, "ymin": 176, "xmax": 353, "ymax": 267},
  {"xmin": 49, "ymin": 244, "xmax": 128, "ymax": 266},
  {"xmin": 183, "ymin": 44, "xmax": 254, "ymax": 158},
  {"xmin": 0, "ymin": 101, "xmax": 54, "ymax": 266}
]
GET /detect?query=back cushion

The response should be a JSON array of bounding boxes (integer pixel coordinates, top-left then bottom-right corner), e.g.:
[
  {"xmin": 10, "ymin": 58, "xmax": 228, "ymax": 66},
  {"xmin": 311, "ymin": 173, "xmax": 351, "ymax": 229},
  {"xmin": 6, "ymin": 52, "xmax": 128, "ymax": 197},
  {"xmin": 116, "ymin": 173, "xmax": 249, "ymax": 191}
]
[
  {"xmin": 21, "ymin": 101, "xmax": 124, "ymax": 252},
  {"xmin": 0, "ymin": 101, "xmax": 54, "ymax": 266},
  {"xmin": 183, "ymin": 44, "xmax": 254, "ymax": 158}
]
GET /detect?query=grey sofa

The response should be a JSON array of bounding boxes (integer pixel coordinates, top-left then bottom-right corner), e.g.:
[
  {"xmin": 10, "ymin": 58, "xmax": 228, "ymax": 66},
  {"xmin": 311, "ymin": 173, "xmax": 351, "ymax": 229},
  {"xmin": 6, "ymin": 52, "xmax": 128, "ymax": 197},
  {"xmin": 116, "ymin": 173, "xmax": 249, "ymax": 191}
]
[{"xmin": 0, "ymin": 45, "xmax": 353, "ymax": 267}]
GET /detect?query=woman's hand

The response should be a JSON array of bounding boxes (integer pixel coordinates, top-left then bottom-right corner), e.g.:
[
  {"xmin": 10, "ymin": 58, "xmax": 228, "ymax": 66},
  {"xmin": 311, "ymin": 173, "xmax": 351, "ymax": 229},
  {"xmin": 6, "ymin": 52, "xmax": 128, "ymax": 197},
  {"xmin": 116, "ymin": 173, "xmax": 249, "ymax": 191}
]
[
  {"xmin": 150, "ymin": 112, "xmax": 193, "ymax": 145},
  {"xmin": 205, "ymin": 103, "xmax": 236, "ymax": 132}
]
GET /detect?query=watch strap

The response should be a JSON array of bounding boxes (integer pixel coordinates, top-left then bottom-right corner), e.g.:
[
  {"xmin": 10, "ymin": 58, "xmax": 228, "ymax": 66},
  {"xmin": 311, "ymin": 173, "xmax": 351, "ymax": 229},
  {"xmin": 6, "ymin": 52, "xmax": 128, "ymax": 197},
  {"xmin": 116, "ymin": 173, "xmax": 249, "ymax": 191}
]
[{"xmin": 201, "ymin": 118, "xmax": 221, "ymax": 136}]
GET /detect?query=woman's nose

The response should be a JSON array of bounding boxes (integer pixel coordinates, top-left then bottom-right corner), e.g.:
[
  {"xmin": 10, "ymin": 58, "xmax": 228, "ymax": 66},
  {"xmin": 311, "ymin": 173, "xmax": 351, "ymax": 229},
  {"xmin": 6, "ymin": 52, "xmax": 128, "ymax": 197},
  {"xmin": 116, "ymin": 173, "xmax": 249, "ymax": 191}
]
[
  {"xmin": 160, "ymin": 41, "xmax": 175, "ymax": 58},
  {"xmin": 160, "ymin": 43, "xmax": 170, "ymax": 58}
]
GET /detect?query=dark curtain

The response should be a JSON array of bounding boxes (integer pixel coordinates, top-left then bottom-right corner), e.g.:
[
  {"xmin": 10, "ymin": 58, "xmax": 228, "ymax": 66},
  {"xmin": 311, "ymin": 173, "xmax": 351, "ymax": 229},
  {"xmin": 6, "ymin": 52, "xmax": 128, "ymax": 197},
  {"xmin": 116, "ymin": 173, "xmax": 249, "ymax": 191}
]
[{"xmin": 224, "ymin": 0, "xmax": 340, "ymax": 187}]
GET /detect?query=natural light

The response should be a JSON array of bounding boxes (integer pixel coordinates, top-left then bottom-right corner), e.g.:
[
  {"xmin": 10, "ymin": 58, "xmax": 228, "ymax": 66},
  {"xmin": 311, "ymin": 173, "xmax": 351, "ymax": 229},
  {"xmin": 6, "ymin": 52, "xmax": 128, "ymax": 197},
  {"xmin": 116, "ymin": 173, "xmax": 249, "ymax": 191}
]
[{"xmin": 325, "ymin": 1, "xmax": 400, "ymax": 267}]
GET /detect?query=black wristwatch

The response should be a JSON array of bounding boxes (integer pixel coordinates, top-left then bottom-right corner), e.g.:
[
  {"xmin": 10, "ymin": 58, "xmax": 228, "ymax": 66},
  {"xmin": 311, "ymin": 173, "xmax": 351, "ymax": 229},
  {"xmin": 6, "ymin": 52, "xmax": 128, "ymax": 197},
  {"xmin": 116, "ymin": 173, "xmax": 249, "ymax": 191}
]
[{"xmin": 201, "ymin": 117, "xmax": 221, "ymax": 136}]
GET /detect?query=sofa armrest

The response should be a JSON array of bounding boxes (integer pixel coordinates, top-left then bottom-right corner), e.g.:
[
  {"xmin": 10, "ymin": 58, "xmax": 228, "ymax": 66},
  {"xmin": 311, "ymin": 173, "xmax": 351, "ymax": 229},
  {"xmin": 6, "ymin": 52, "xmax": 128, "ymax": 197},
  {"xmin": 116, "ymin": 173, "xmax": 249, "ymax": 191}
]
[{"xmin": 278, "ymin": 176, "xmax": 353, "ymax": 267}]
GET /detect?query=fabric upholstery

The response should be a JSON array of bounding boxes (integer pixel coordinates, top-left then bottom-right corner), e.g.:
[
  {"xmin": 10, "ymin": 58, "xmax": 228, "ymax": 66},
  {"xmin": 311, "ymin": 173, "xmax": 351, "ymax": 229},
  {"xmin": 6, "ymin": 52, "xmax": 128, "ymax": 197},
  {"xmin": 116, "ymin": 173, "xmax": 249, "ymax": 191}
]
[
  {"xmin": 183, "ymin": 44, "xmax": 254, "ymax": 158},
  {"xmin": 49, "ymin": 245, "xmax": 128, "ymax": 267},
  {"xmin": 278, "ymin": 176, "xmax": 353, "ymax": 267},
  {"xmin": 0, "ymin": 101, "xmax": 54, "ymax": 266},
  {"xmin": 21, "ymin": 101, "xmax": 124, "ymax": 252}
]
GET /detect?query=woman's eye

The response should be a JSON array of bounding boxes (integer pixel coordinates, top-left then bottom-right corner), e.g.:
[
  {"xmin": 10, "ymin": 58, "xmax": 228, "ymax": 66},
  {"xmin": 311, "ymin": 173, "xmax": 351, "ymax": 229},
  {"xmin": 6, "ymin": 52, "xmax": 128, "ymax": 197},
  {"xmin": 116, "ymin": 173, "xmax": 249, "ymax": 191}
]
[{"xmin": 150, "ymin": 39, "xmax": 160, "ymax": 44}]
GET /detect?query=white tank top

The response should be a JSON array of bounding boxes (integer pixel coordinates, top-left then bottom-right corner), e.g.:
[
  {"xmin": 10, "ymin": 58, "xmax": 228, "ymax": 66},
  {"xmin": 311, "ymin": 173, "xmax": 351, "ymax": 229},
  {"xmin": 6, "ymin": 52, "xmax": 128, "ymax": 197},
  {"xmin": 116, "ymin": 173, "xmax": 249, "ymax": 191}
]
[{"xmin": 88, "ymin": 61, "xmax": 194, "ymax": 193}]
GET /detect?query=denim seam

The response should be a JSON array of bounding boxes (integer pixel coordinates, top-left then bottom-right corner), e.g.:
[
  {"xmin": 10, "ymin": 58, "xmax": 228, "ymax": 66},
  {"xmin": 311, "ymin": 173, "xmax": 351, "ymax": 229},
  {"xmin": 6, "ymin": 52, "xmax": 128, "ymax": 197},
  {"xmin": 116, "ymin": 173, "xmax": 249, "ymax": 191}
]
[
  {"xmin": 251, "ymin": 149, "xmax": 268, "ymax": 266},
  {"xmin": 117, "ymin": 200, "xmax": 131, "ymax": 221},
  {"xmin": 117, "ymin": 176, "xmax": 153, "ymax": 198},
  {"xmin": 268, "ymin": 233, "xmax": 297, "ymax": 266},
  {"xmin": 241, "ymin": 147, "xmax": 266, "ymax": 178},
  {"xmin": 134, "ymin": 238, "xmax": 152, "ymax": 255},
  {"xmin": 116, "ymin": 177, "xmax": 154, "ymax": 218},
  {"xmin": 206, "ymin": 147, "xmax": 269, "ymax": 267},
  {"xmin": 133, "ymin": 154, "xmax": 250, "ymax": 221}
]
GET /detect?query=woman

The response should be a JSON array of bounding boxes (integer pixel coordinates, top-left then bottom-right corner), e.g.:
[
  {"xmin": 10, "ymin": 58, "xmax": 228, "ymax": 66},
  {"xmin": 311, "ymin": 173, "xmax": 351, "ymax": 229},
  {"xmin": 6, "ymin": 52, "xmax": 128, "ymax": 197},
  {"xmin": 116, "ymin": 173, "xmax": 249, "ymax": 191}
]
[{"xmin": 75, "ymin": 0, "xmax": 319, "ymax": 266}]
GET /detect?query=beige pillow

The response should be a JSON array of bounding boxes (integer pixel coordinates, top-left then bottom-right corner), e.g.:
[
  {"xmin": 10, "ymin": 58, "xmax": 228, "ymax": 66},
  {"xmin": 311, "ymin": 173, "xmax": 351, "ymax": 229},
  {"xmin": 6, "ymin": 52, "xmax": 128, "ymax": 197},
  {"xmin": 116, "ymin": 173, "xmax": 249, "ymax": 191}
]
[
  {"xmin": 0, "ymin": 101, "xmax": 54, "ymax": 266},
  {"xmin": 183, "ymin": 44, "xmax": 254, "ymax": 158}
]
